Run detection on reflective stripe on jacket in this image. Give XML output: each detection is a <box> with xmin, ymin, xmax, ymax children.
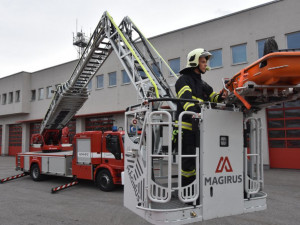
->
<box><xmin>181</xmin><ymin>169</ymin><xmax>196</xmax><ymax>178</ymax></box>
<box><xmin>175</xmin><ymin>69</ymin><xmax>221</xmax><ymax>129</ymax></box>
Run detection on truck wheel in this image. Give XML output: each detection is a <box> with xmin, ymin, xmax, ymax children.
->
<box><xmin>30</xmin><ymin>164</ymin><xmax>43</xmax><ymax>181</ymax></box>
<box><xmin>96</xmin><ymin>170</ymin><xmax>115</xmax><ymax>192</ymax></box>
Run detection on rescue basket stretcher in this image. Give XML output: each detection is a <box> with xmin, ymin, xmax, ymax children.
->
<box><xmin>222</xmin><ymin>51</ymin><xmax>300</xmax><ymax>110</ymax></box>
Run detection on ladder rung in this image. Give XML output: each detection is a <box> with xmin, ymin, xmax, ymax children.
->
<box><xmin>79</xmin><ymin>74</ymin><xmax>90</xmax><ymax>78</ymax></box>
<box><xmin>97</xmin><ymin>47</ymin><xmax>108</xmax><ymax>52</ymax></box>
<box><xmin>88</xmin><ymin>62</ymin><xmax>100</xmax><ymax>65</ymax></box>
<box><xmin>93</xmin><ymin>52</ymin><xmax>106</xmax><ymax>56</ymax></box>
<box><xmin>100</xmin><ymin>41</ymin><xmax>111</xmax><ymax>45</ymax></box>
<box><xmin>78</xmin><ymin>74</ymin><xmax>90</xmax><ymax>78</ymax></box>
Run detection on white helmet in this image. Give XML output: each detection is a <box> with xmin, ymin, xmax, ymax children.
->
<box><xmin>186</xmin><ymin>48</ymin><xmax>212</xmax><ymax>67</ymax></box>
<box><xmin>180</xmin><ymin>48</ymin><xmax>212</xmax><ymax>73</ymax></box>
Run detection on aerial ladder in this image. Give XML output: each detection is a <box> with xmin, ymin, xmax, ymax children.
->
<box><xmin>32</xmin><ymin>11</ymin><xmax>177</xmax><ymax>151</ymax></box>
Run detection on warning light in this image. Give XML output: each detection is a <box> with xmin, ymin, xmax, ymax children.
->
<box><xmin>131</xmin><ymin>119</ymin><xmax>138</xmax><ymax>125</ymax></box>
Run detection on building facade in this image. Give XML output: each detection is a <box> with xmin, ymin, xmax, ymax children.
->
<box><xmin>1</xmin><ymin>0</ymin><xmax>300</xmax><ymax>168</ymax></box>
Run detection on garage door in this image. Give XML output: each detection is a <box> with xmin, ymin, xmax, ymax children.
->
<box><xmin>267</xmin><ymin>100</ymin><xmax>300</xmax><ymax>169</ymax></box>
<box><xmin>86</xmin><ymin>116</ymin><xmax>114</xmax><ymax>131</ymax></box>
<box><xmin>0</xmin><ymin>125</ymin><xmax>2</xmax><ymax>155</ymax></box>
<box><xmin>9</xmin><ymin>124</ymin><xmax>22</xmax><ymax>156</ymax></box>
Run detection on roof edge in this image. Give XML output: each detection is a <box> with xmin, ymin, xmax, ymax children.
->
<box><xmin>148</xmin><ymin>0</ymin><xmax>282</xmax><ymax>40</ymax></box>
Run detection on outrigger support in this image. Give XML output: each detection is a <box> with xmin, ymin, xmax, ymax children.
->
<box><xmin>51</xmin><ymin>180</ymin><xmax>79</xmax><ymax>194</ymax></box>
<box><xmin>0</xmin><ymin>173</ymin><xmax>28</xmax><ymax>183</ymax></box>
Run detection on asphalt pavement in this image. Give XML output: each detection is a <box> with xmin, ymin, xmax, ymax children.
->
<box><xmin>0</xmin><ymin>156</ymin><xmax>299</xmax><ymax>225</ymax></box>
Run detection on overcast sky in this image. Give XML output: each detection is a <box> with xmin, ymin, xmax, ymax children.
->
<box><xmin>0</xmin><ymin>0</ymin><xmax>273</xmax><ymax>78</ymax></box>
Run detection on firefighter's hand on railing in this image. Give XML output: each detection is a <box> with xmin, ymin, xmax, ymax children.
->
<box><xmin>192</xmin><ymin>113</ymin><xmax>201</xmax><ymax>119</ymax></box>
<box><xmin>220</xmin><ymin>89</ymin><xmax>228</xmax><ymax>99</ymax></box>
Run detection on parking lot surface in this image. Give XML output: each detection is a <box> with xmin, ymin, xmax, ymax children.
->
<box><xmin>0</xmin><ymin>156</ymin><xmax>299</xmax><ymax>225</ymax></box>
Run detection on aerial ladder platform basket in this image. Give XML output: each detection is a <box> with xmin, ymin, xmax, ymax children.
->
<box><xmin>123</xmin><ymin>41</ymin><xmax>300</xmax><ymax>224</ymax></box>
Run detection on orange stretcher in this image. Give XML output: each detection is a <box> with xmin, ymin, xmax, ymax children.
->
<box><xmin>223</xmin><ymin>51</ymin><xmax>300</xmax><ymax>109</ymax></box>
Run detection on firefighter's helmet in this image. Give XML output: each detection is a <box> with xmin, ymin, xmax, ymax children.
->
<box><xmin>186</xmin><ymin>48</ymin><xmax>212</xmax><ymax>68</ymax></box>
<box><xmin>180</xmin><ymin>48</ymin><xmax>212</xmax><ymax>74</ymax></box>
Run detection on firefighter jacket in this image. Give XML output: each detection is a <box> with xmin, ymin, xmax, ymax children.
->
<box><xmin>175</xmin><ymin>69</ymin><xmax>222</xmax><ymax>130</ymax></box>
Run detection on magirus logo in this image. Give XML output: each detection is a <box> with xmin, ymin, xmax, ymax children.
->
<box><xmin>215</xmin><ymin>156</ymin><xmax>233</xmax><ymax>173</ymax></box>
<box><xmin>204</xmin><ymin>156</ymin><xmax>242</xmax><ymax>186</ymax></box>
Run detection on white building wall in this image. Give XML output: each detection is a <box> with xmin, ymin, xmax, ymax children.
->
<box><xmin>28</xmin><ymin>60</ymin><xmax>78</xmax><ymax>120</ymax></box>
<box><xmin>0</xmin><ymin>72</ymin><xmax>31</xmax><ymax>116</ymax></box>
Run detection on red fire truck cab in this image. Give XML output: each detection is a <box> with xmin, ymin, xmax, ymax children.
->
<box><xmin>16</xmin><ymin>130</ymin><xmax>124</xmax><ymax>191</ymax></box>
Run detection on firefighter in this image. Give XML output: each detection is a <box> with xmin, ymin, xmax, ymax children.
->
<box><xmin>175</xmin><ymin>48</ymin><xmax>225</xmax><ymax>186</ymax></box>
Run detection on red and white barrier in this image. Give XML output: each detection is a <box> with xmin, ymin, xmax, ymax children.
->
<box><xmin>51</xmin><ymin>181</ymin><xmax>79</xmax><ymax>193</ymax></box>
<box><xmin>0</xmin><ymin>173</ymin><xmax>27</xmax><ymax>183</ymax></box>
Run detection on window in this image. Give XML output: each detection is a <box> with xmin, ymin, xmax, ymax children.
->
<box><xmin>152</xmin><ymin>63</ymin><xmax>161</xmax><ymax>77</ymax></box>
<box><xmin>257</xmin><ymin>39</ymin><xmax>267</xmax><ymax>58</ymax></box>
<box><xmin>8</xmin><ymin>92</ymin><xmax>13</xmax><ymax>104</ymax></box>
<box><xmin>106</xmin><ymin>134</ymin><xmax>122</xmax><ymax>160</ymax></box>
<box><xmin>87</xmin><ymin>80</ymin><xmax>92</xmax><ymax>91</ymax></box>
<box><xmin>287</xmin><ymin>32</ymin><xmax>300</xmax><ymax>49</ymax></box>
<box><xmin>209</xmin><ymin>49</ymin><xmax>223</xmax><ymax>68</ymax></box>
<box><xmin>168</xmin><ymin>58</ymin><xmax>180</xmax><ymax>75</ymax></box>
<box><xmin>38</xmin><ymin>88</ymin><xmax>44</xmax><ymax>100</ymax></box>
<box><xmin>2</xmin><ymin>94</ymin><xmax>7</xmax><ymax>105</ymax></box>
<box><xmin>231</xmin><ymin>44</ymin><xmax>247</xmax><ymax>64</ymax></box>
<box><xmin>109</xmin><ymin>72</ymin><xmax>117</xmax><ymax>87</ymax></box>
<box><xmin>97</xmin><ymin>75</ymin><xmax>104</xmax><ymax>89</ymax></box>
<box><xmin>122</xmin><ymin>70</ymin><xmax>130</xmax><ymax>84</ymax></box>
<box><xmin>46</xmin><ymin>86</ymin><xmax>53</xmax><ymax>99</ymax></box>
<box><xmin>15</xmin><ymin>90</ymin><xmax>20</xmax><ymax>102</ymax></box>
<box><xmin>31</xmin><ymin>90</ymin><xmax>36</xmax><ymax>101</ymax></box>
<box><xmin>139</xmin><ymin>70</ymin><xmax>147</xmax><ymax>78</ymax></box>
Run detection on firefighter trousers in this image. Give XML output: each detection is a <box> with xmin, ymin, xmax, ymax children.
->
<box><xmin>181</xmin><ymin>130</ymin><xmax>197</xmax><ymax>186</ymax></box>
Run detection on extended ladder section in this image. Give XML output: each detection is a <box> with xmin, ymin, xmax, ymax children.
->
<box><xmin>105</xmin><ymin>14</ymin><xmax>177</xmax><ymax>110</ymax></box>
<box><xmin>40</xmin><ymin>12</ymin><xmax>113</xmax><ymax>134</ymax></box>
<box><xmin>40</xmin><ymin>11</ymin><xmax>177</xmax><ymax>136</ymax></box>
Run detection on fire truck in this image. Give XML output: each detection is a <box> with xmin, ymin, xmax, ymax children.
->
<box><xmin>11</xmin><ymin>11</ymin><xmax>300</xmax><ymax>224</ymax></box>
<box><xmin>17</xmin><ymin>130</ymin><xmax>124</xmax><ymax>191</ymax></box>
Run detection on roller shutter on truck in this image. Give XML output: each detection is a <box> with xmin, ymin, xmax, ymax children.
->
<box><xmin>8</xmin><ymin>124</ymin><xmax>22</xmax><ymax>156</ymax></box>
<box><xmin>29</xmin><ymin>122</ymin><xmax>41</xmax><ymax>152</ymax></box>
<box><xmin>66</xmin><ymin>119</ymin><xmax>76</xmax><ymax>143</ymax></box>
<box><xmin>267</xmin><ymin>100</ymin><xmax>300</xmax><ymax>169</ymax></box>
